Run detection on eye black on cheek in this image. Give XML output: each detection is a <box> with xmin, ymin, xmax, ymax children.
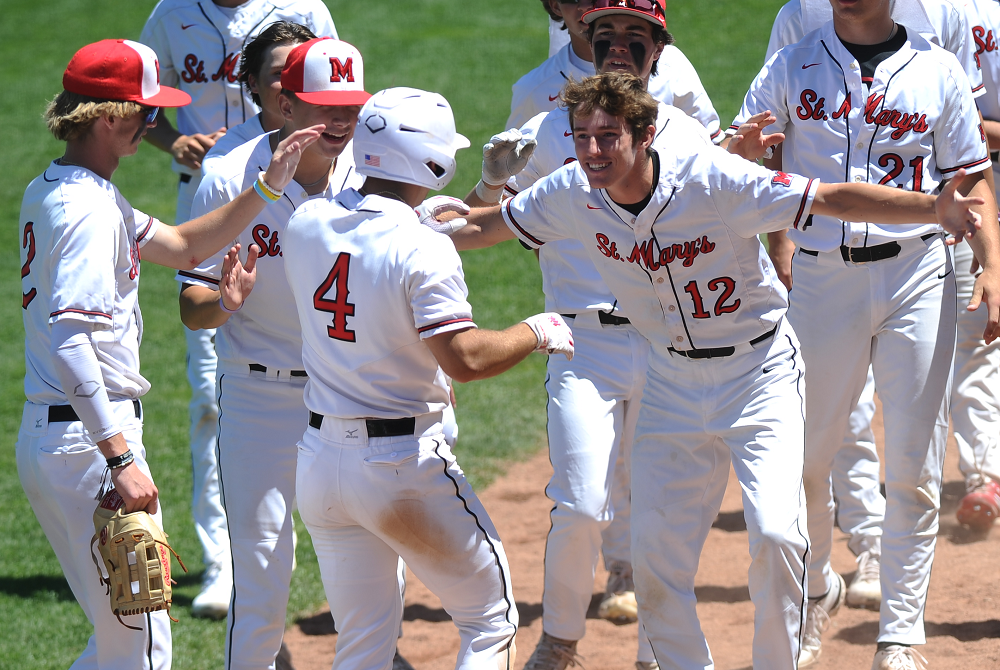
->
<box><xmin>628</xmin><ymin>42</ymin><xmax>647</xmax><ymax>70</ymax></box>
<box><xmin>594</xmin><ymin>40</ymin><xmax>610</xmax><ymax>70</ymax></box>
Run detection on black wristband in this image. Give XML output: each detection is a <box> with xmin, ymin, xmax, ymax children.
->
<box><xmin>106</xmin><ymin>450</ymin><xmax>134</xmax><ymax>470</ymax></box>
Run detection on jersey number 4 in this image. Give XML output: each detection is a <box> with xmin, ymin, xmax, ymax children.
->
<box><xmin>313</xmin><ymin>252</ymin><xmax>356</xmax><ymax>342</ymax></box>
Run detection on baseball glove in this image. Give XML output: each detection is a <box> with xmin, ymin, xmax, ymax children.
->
<box><xmin>91</xmin><ymin>489</ymin><xmax>187</xmax><ymax>629</ymax></box>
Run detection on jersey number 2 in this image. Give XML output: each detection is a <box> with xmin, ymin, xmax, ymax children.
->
<box><xmin>314</xmin><ymin>252</ymin><xmax>356</xmax><ymax>342</ymax></box>
<box><xmin>21</xmin><ymin>222</ymin><xmax>36</xmax><ymax>309</ymax></box>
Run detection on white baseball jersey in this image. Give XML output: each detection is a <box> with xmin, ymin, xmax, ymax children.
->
<box><xmin>502</xmin><ymin>122</ymin><xmax>820</xmax><ymax>352</ymax></box>
<box><xmin>764</xmin><ymin>0</ymin><xmax>985</xmax><ymax>97</ymax></box>
<box><xmin>202</xmin><ymin>112</ymin><xmax>265</xmax><ymax>174</ymax></box>
<box><xmin>284</xmin><ymin>189</ymin><xmax>475</xmax><ymax>419</ymax></box>
<box><xmin>507</xmin><ymin>44</ymin><xmax>722</xmax><ymax>143</ymax></box>
<box><xmin>968</xmin><ymin>0</ymin><xmax>1000</xmax><ymax>137</ymax></box>
<box><xmin>140</xmin><ymin>0</ymin><xmax>336</xmax><ymax>171</ymax></box>
<box><xmin>506</xmin><ymin>103</ymin><xmax>710</xmax><ymax>315</ymax></box>
<box><xmin>178</xmin><ymin>132</ymin><xmax>363</xmax><ymax>369</ymax></box>
<box><xmin>19</xmin><ymin>162</ymin><xmax>160</xmax><ymax>406</ymax></box>
<box><xmin>736</xmin><ymin>23</ymin><xmax>989</xmax><ymax>253</ymax></box>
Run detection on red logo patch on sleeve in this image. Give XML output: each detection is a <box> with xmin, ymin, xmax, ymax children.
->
<box><xmin>771</xmin><ymin>172</ymin><xmax>793</xmax><ymax>187</ymax></box>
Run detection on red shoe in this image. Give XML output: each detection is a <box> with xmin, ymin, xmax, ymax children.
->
<box><xmin>957</xmin><ymin>479</ymin><xmax>1000</xmax><ymax>531</ymax></box>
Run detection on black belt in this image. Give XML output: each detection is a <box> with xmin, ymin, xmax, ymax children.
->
<box><xmin>308</xmin><ymin>412</ymin><xmax>416</xmax><ymax>438</ymax></box>
<box><xmin>668</xmin><ymin>326</ymin><xmax>778</xmax><ymax>359</ymax></box>
<box><xmin>48</xmin><ymin>399</ymin><xmax>142</xmax><ymax>423</ymax></box>
<box><xmin>248</xmin><ymin>363</ymin><xmax>308</xmax><ymax>377</ymax></box>
<box><xmin>560</xmin><ymin>311</ymin><xmax>631</xmax><ymax>326</ymax></box>
<box><xmin>800</xmin><ymin>233</ymin><xmax>936</xmax><ymax>263</ymax></box>
<box><xmin>179</xmin><ymin>173</ymin><xmax>192</xmax><ymax>184</ymax></box>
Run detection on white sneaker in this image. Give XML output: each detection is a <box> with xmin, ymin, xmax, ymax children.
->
<box><xmin>846</xmin><ymin>548</ymin><xmax>881</xmax><ymax>610</ymax></box>
<box><xmin>191</xmin><ymin>562</ymin><xmax>232</xmax><ymax>619</ymax></box>
<box><xmin>597</xmin><ymin>560</ymin><xmax>638</xmax><ymax>624</ymax></box>
<box><xmin>523</xmin><ymin>632</ymin><xmax>582</xmax><ymax>670</ymax></box>
<box><xmin>871</xmin><ymin>645</ymin><xmax>929</xmax><ymax>670</ymax></box>
<box><xmin>798</xmin><ymin>572</ymin><xmax>846</xmax><ymax>669</ymax></box>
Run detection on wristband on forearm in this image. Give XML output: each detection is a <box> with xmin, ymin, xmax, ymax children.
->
<box><xmin>475</xmin><ymin>180</ymin><xmax>504</xmax><ymax>204</ymax></box>
<box><xmin>106</xmin><ymin>450</ymin><xmax>134</xmax><ymax>469</ymax></box>
<box><xmin>219</xmin><ymin>296</ymin><xmax>242</xmax><ymax>313</ymax></box>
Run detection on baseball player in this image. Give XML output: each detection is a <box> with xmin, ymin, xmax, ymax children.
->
<box><xmin>178</xmin><ymin>37</ymin><xmax>371</xmax><ymax>670</ymax></box>
<box><xmin>282</xmin><ymin>84</ymin><xmax>575</xmax><ymax>670</ymax></box>
<box><xmin>758</xmin><ymin>0</ymin><xmax>993</xmax><ymax>614</ymax></box>
<box><xmin>508</xmin><ymin>0</ymin><xmax>722</xmax><ymax>142</ymax></box>
<box><xmin>951</xmin><ymin>0</ymin><xmax>1000</xmax><ymax>532</ymax></box>
<box><xmin>466</xmin><ymin>3</ymin><xmax>721</xmax><ymax>668</ymax></box>
<box><xmin>202</xmin><ymin>21</ymin><xmax>318</xmax><ymax>175</ymax></box>
<box><xmin>734</xmin><ymin>0</ymin><xmax>1000</xmax><ymax>665</ymax></box>
<box><xmin>16</xmin><ymin>38</ymin><xmax>318</xmax><ymax>670</ymax></box>
<box><xmin>140</xmin><ymin>0</ymin><xmax>337</xmax><ymax>618</ymax></box>
<box><xmin>436</xmin><ymin>70</ymin><xmax>985</xmax><ymax>670</ymax></box>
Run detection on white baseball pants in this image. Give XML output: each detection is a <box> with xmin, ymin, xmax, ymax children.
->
<box><xmin>297</xmin><ymin>413</ymin><xmax>518</xmax><ymax>670</ymax></box>
<box><xmin>790</xmin><ymin>235</ymin><xmax>955</xmax><ymax>645</ymax></box>
<box><xmin>185</xmin><ymin>325</ymin><xmax>228</xmax><ymax>571</ymax></box>
<box><xmin>951</xmin><ymin>242</ymin><xmax>1000</xmax><ymax>486</ymax></box>
<box><xmin>16</xmin><ymin>400</ymin><xmax>171</xmax><ymax>670</ymax></box>
<box><xmin>178</xmin><ymin>173</ymin><xmax>230</xmax><ymax>574</ymax></box>
<box><xmin>631</xmin><ymin>319</ymin><xmax>809</xmax><ymax>670</ymax></box>
<box><xmin>216</xmin><ymin>365</ymin><xmax>307</xmax><ymax>670</ymax></box>
<box><xmin>832</xmin><ymin>370</ymin><xmax>886</xmax><ymax>557</ymax></box>
<box><xmin>542</xmin><ymin>316</ymin><xmax>653</xmax><ymax>659</ymax></box>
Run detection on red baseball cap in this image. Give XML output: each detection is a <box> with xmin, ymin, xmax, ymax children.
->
<box><xmin>280</xmin><ymin>37</ymin><xmax>371</xmax><ymax>106</ymax></box>
<box><xmin>63</xmin><ymin>39</ymin><xmax>190</xmax><ymax>107</ymax></box>
<box><xmin>583</xmin><ymin>0</ymin><xmax>667</xmax><ymax>29</ymax></box>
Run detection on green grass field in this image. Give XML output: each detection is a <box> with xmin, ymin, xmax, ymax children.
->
<box><xmin>0</xmin><ymin>1</ymin><xmax>784</xmax><ymax>667</ymax></box>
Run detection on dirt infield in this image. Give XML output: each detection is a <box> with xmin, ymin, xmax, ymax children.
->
<box><xmin>284</xmin><ymin>408</ymin><xmax>1000</xmax><ymax>670</ymax></box>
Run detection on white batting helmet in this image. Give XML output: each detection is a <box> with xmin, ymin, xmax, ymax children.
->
<box><xmin>353</xmin><ymin>87</ymin><xmax>470</xmax><ymax>191</ymax></box>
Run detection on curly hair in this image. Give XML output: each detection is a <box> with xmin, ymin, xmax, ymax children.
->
<box><xmin>239</xmin><ymin>22</ymin><xmax>317</xmax><ymax>106</ymax></box>
<box><xmin>44</xmin><ymin>91</ymin><xmax>143</xmax><ymax>141</ymax></box>
<box><xmin>560</xmin><ymin>72</ymin><xmax>658</xmax><ymax>145</ymax></box>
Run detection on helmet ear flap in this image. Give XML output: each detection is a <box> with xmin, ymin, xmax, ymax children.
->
<box><xmin>353</xmin><ymin>87</ymin><xmax>469</xmax><ymax>191</ymax></box>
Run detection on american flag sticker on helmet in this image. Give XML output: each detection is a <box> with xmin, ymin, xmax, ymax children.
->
<box><xmin>364</xmin><ymin>154</ymin><xmax>380</xmax><ymax>167</ymax></box>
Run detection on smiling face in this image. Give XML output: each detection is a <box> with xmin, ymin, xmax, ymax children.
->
<box><xmin>571</xmin><ymin>105</ymin><xmax>653</xmax><ymax>195</ymax></box>
<box><xmin>279</xmin><ymin>93</ymin><xmax>361</xmax><ymax>160</ymax></box>
<box><xmin>590</xmin><ymin>15</ymin><xmax>664</xmax><ymax>82</ymax></box>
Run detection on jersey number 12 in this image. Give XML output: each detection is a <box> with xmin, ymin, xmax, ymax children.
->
<box><xmin>313</xmin><ymin>252</ymin><xmax>356</xmax><ymax>342</ymax></box>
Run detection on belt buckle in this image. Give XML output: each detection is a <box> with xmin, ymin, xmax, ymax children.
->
<box><xmin>846</xmin><ymin>247</ymin><xmax>867</xmax><ymax>264</ymax></box>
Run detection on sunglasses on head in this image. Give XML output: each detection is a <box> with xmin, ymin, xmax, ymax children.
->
<box><xmin>141</xmin><ymin>106</ymin><xmax>160</xmax><ymax>125</ymax></box>
<box><xmin>592</xmin><ymin>0</ymin><xmax>662</xmax><ymax>13</ymax></box>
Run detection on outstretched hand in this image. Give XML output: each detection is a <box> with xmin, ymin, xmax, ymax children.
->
<box><xmin>415</xmin><ymin>196</ymin><xmax>471</xmax><ymax>235</ymax></box>
<box><xmin>263</xmin><ymin>125</ymin><xmax>324</xmax><ymax>191</ymax></box>
<box><xmin>727</xmin><ymin>110</ymin><xmax>785</xmax><ymax>162</ymax></box>
<box><xmin>483</xmin><ymin>128</ymin><xmax>537</xmax><ymax>186</ymax></box>
<box><xmin>935</xmin><ymin>168</ymin><xmax>984</xmax><ymax>244</ymax></box>
<box><xmin>219</xmin><ymin>243</ymin><xmax>259</xmax><ymax>311</ymax></box>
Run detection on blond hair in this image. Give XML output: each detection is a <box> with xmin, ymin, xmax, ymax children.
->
<box><xmin>44</xmin><ymin>90</ymin><xmax>142</xmax><ymax>141</ymax></box>
<box><xmin>560</xmin><ymin>72</ymin><xmax>658</xmax><ymax>146</ymax></box>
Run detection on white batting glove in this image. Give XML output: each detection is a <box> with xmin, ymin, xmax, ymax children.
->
<box><xmin>482</xmin><ymin>129</ymin><xmax>537</xmax><ymax>187</ymax></box>
<box><xmin>522</xmin><ymin>313</ymin><xmax>574</xmax><ymax>360</ymax></box>
<box><xmin>414</xmin><ymin>196</ymin><xmax>471</xmax><ymax>236</ymax></box>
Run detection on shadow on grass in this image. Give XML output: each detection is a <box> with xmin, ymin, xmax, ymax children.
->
<box><xmin>835</xmin><ymin>619</ymin><xmax>1000</xmax><ymax>644</ymax></box>
<box><xmin>0</xmin><ymin>574</ymin><xmax>76</xmax><ymax>601</ymax></box>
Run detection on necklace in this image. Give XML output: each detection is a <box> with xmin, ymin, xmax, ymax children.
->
<box><xmin>297</xmin><ymin>158</ymin><xmax>336</xmax><ymax>189</ymax></box>
<box><xmin>885</xmin><ymin>21</ymin><xmax>897</xmax><ymax>42</ymax></box>
<box><xmin>58</xmin><ymin>157</ymin><xmax>85</xmax><ymax>168</ymax></box>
